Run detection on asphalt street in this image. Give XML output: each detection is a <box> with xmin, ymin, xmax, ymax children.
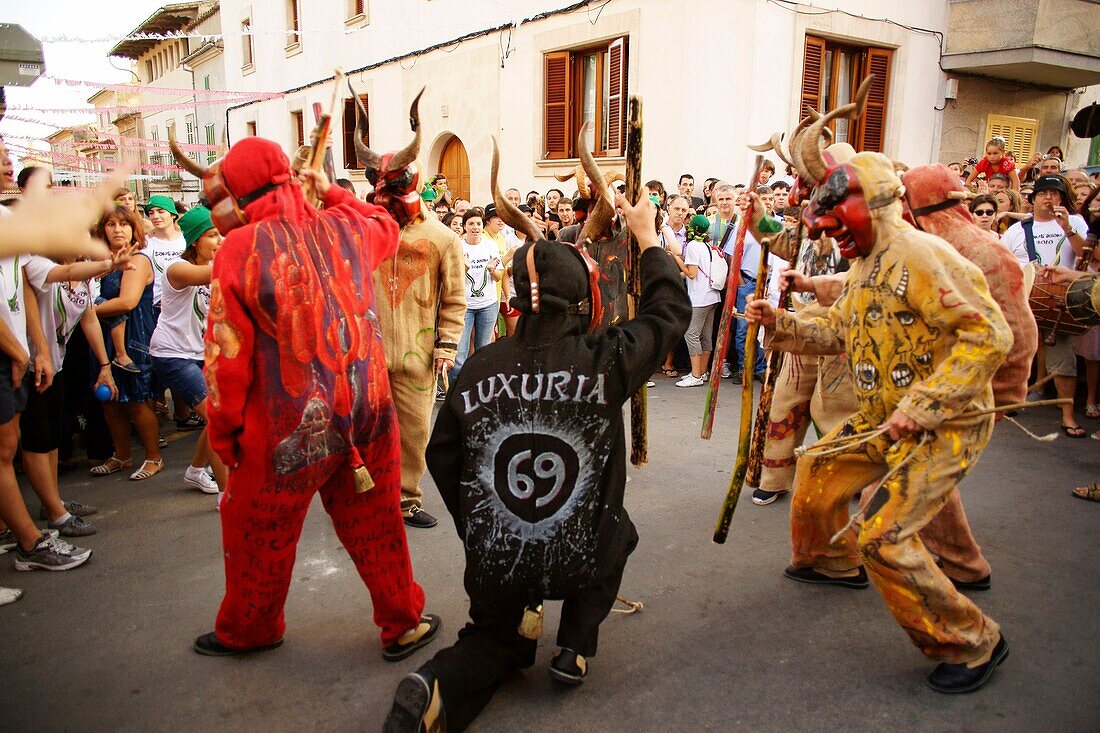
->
<box><xmin>1</xmin><ymin>377</ymin><xmax>1097</xmax><ymax>732</ymax></box>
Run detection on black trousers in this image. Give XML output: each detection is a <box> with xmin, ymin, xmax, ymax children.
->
<box><xmin>422</xmin><ymin>538</ymin><xmax>635</xmax><ymax>732</ymax></box>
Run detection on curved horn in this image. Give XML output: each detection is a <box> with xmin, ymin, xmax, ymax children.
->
<box><xmin>796</xmin><ymin>76</ymin><xmax>876</xmax><ymax>185</ymax></box>
<box><xmin>491</xmin><ymin>137</ymin><xmax>541</xmax><ymax>243</ymax></box>
<box><xmin>946</xmin><ymin>190</ymin><xmax>972</xmax><ymax>201</ymax></box>
<box><xmin>168</xmin><ymin>127</ymin><xmax>208</xmax><ymax>179</ymax></box>
<box><xmin>387</xmin><ymin>86</ymin><xmax>425</xmax><ymax>171</ymax></box>
<box><xmin>747</xmin><ymin>132</ymin><xmax>783</xmax><ymax>153</ymax></box>
<box><xmin>577</xmin><ymin>122</ymin><xmax>616</xmax><ymax>242</ymax></box>
<box><xmin>347</xmin><ymin>78</ymin><xmax>382</xmax><ymax>172</ymax></box>
<box><xmin>787</xmin><ymin>110</ymin><xmax>818</xmax><ymax>184</ymax></box>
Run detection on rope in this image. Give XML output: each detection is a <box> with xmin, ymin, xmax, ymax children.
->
<box><xmin>612</xmin><ymin>594</ymin><xmax>643</xmax><ymax>614</ymax></box>
<box><xmin>829</xmin><ymin>433</ymin><xmax>933</xmax><ymax>546</ymax></box>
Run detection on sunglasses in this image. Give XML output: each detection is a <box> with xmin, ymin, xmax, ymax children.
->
<box><xmin>972</xmin><ymin>208</ymin><xmax>995</xmax><ymax>215</ymax></box>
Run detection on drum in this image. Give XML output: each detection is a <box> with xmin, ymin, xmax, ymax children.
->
<box><xmin>1025</xmin><ymin>262</ymin><xmax>1093</xmax><ymax>344</ymax></box>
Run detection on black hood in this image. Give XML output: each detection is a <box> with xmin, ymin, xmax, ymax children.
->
<box><xmin>511</xmin><ymin>239</ymin><xmax>592</xmax><ymax>344</ymax></box>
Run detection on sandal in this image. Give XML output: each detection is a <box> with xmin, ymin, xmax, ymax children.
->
<box><xmin>89</xmin><ymin>455</ymin><xmax>132</xmax><ymax>476</ymax></box>
<box><xmin>1071</xmin><ymin>483</ymin><xmax>1100</xmax><ymax>501</ymax></box>
<box><xmin>1086</xmin><ymin>404</ymin><xmax>1100</xmax><ymax>419</ymax></box>
<box><xmin>1060</xmin><ymin>424</ymin><xmax>1087</xmax><ymax>439</ymax></box>
<box><xmin>111</xmin><ymin>358</ymin><xmax>142</xmax><ymax>375</ymax></box>
<box><xmin>660</xmin><ymin>367</ymin><xmax>679</xmax><ymax>378</ymax></box>
<box><xmin>129</xmin><ymin>459</ymin><xmax>164</xmax><ymax>481</ymax></box>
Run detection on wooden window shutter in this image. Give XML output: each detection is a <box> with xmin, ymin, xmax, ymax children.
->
<box><xmin>605</xmin><ymin>37</ymin><xmax>627</xmax><ymax>155</ymax></box>
<box><xmin>544</xmin><ymin>51</ymin><xmax>571</xmax><ymax>159</ymax></box>
<box><xmin>800</xmin><ymin>35</ymin><xmax>826</xmax><ymax>118</ymax></box>
<box><xmin>858</xmin><ymin>48</ymin><xmax>892</xmax><ymax>153</ymax></box>
<box><xmin>343</xmin><ymin>95</ymin><xmax>368</xmax><ymax>170</ymax></box>
<box><xmin>985</xmin><ymin>114</ymin><xmax>1038</xmax><ymax>163</ymax></box>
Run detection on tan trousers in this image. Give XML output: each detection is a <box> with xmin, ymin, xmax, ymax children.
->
<box><xmin>790</xmin><ymin>413</ymin><xmax>1000</xmax><ymax>664</ymax></box>
<box><xmin>759</xmin><ymin>353</ymin><xmax>856</xmax><ymax>492</ymax></box>
<box><xmin>389</xmin><ymin>360</ymin><xmax>435</xmax><ymax>511</ymax></box>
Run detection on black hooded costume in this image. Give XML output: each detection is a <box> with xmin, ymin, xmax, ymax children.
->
<box><xmin>418</xmin><ymin>240</ymin><xmax>689</xmax><ymax>731</ymax></box>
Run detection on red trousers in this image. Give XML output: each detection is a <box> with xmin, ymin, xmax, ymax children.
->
<box><xmin>214</xmin><ymin>446</ymin><xmax>424</xmax><ymax>650</ymax></box>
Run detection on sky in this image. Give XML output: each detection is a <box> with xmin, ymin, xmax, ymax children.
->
<box><xmin>0</xmin><ymin>0</ymin><xmax>167</xmax><ymax>162</ymax></box>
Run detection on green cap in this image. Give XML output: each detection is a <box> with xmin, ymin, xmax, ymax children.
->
<box><xmin>420</xmin><ymin>184</ymin><xmax>437</xmax><ymax>202</ymax></box>
<box><xmin>145</xmin><ymin>195</ymin><xmax>179</xmax><ymax>217</ymax></box>
<box><xmin>178</xmin><ymin>206</ymin><xmax>215</xmax><ymax>247</ymax></box>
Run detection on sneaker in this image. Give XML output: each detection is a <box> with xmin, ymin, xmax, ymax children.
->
<box><xmin>403</xmin><ymin>506</ymin><xmax>438</xmax><ymax>529</ymax></box>
<box><xmin>176</xmin><ymin>414</ymin><xmax>206</xmax><ymax>431</ymax></box>
<box><xmin>731</xmin><ymin>370</ymin><xmax>743</xmax><ymax>384</ymax></box>
<box><xmin>0</xmin><ymin>587</ymin><xmax>23</xmax><ymax>606</ymax></box>
<box><xmin>39</xmin><ymin>500</ymin><xmax>97</xmax><ymax>520</ymax></box>
<box><xmin>0</xmin><ymin>529</ymin><xmax>16</xmax><ymax>553</ymax></box>
<box><xmin>47</xmin><ymin>514</ymin><xmax>97</xmax><ymax>537</ymax></box>
<box><xmin>721</xmin><ymin>361</ymin><xmax>732</xmax><ymax>379</ymax></box>
<box><xmin>383</xmin><ymin>614</ymin><xmax>443</xmax><ymax>662</ymax></box>
<box><xmin>751</xmin><ymin>488</ymin><xmax>789</xmax><ymax>506</ymax></box>
<box><xmin>645</xmin><ymin>380</ymin><xmax>656</xmax><ymax>388</ymax></box>
<box><xmin>549</xmin><ymin>648</ymin><xmax>588</xmax><ymax>685</ymax></box>
<box><xmin>384</xmin><ymin>671</ymin><xmax>445</xmax><ymax>733</ymax></box>
<box><xmin>184</xmin><ymin>465</ymin><xmax>220</xmax><ymax>494</ymax></box>
<box><xmin>158</xmin><ymin>436</ymin><xmax>168</xmax><ymax>448</ymax></box>
<box><xmin>13</xmin><ymin>534</ymin><xmax>91</xmax><ymax>572</ymax></box>
<box><xmin>435</xmin><ymin>386</ymin><xmax>446</xmax><ymax>402</ymax></box>
<box><xmin>675</xmin><ymin>374</ymin><xmax>706</xmax><ymax>388</ymax></box>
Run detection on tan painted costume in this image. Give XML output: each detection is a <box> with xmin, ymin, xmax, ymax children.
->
<box><xmin>771</xmin><ymin>153</ymin><xmax>1012</xmax><ymax>664</ymax></box>
<box><xmin>375</xmin><ymin>212</ymin><xmax>466</xmax><ymax>511</ymax></box>
<box><xmin>754</xmin><ymin>226</ymin><xmax>857</xmax><ymax>494</ymax></box>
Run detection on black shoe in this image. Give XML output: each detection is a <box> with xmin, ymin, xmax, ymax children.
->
<box><xmin>193</xmin><ymin>632</ymin><xmax>283</xmax><ymax>656</ymax></box>
<box><xmin>403</xmin><ymin>506</ymin><xmax>438</xmax><ymax>529</ymax></box>
<box><xmin>383</xmin><ymin>614</ymin><xmax>442</xmax><ymax>662</ymax></box>
<box><xmin>784</xmin><ymin>564</ymin><xmax>869</xmax><ymax>589</ymax></box>
<box><xmin>111</xmin><ymin>358</ymin><xmax>142</xmax><ymax>374</ymax></box>
<box><xmin>176</xmin><ymin>414</ymin><xmax>206</xmax><ymax>431</ymax></box>
<box><xmin>434</xmin><ymin>386</ymin><xmax>446</xmax><ymax>402</ymax></box>
<box><xmin>731</xmin><ymin>371</ymin><xmax>743</xmax><ymax>384</ymax></box>
<box><xmin>384</xmin><ymin>671</ymin><xmax>445</xmax><ymax>733</ymax></box>
<box><xmin>549</xmin><ymin>648</ymin><xmax>588</xmax><ymax>686</ymax></box>
<box><xmin>950</xmin><ymin>574</ymin><xmax>992</xmax><ymax>592</ymax></box>
<box><xmin>751</xmin><ymin>488</ymin><xmax>788</xmax><ymax>506</ymax></box>
<box><xmin>753</xmin><ymin>372</ymin><xmax>765</xmax><ymax>383</ymax></box>
<box><xmin>926</xmin><ymin>635</ymin><xmax>1009</xmax><ymax>694</ymax></box>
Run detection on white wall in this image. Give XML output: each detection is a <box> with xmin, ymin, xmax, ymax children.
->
<box><xmin>220</xmin><ymin>0</ymin><xmax>951</xmax><ymax>203</ymax></box>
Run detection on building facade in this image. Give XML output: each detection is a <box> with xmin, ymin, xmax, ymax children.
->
<box><xmin>130</xmin><ymin>0</ymin><xmax>1099</xmax><ymax>204</ymax></box>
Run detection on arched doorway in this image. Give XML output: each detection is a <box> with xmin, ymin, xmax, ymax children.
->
<box><xmin>439</xmin><ymin>135</ymin><xmax>471</xmax><ymax>204</ymax></box>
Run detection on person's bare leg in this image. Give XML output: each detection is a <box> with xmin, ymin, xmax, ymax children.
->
<box><xmin>21</xmin><ymin>449</ymin><xmax>65</xmax><ymax>522</ymax></box>
<box><xmin>191</xmin><ymin>401</ymin><xmax>227</xmax><ymax>488</ymax></box>
<box><xmin>110</xmin><ymin>322</ymin><xmax>134</xmax><ymax>368</ymax></box>
<box><xmin>127</xmin><ymin>402</ymin><xmax>161</xmax><ymax>462</ymax></box>
<box><xmin>103</xmin><ymin>402</ymin><xmax>134</xmax><ymax>462</ymax></box>
<box><xmin>1055</xmin><ymin>375</ymin><xmax>1079</xmax><ymax>429</ymax></box>
<box><xmin>0</xmin><ymin>417</ymin><xmax>40</xmax><ymax>551</ymax></box>
<box><xmin>1086</xmin><ymin>360</ymin><xmax>1098</xmax><ymax>407</ymax></box>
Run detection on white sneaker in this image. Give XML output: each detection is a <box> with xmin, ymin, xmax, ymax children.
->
<box><xmin>676</xmin><ymin>374</ymin><xmax>705</xmax><ymax>388</ymax></box>
<box><xmin>0</xmin><ymin>586</ymin><xmax>22</xmax><ymax>605</ymax></box>
<box><xmin>721</xmin><ymin>361</ymin><xmax>732</xmax><ymax>379</ymax></box>
<box><xmin>184</xmin><ymin>466</ymin><xmax>220</xmax><ymax>494</ymax></box>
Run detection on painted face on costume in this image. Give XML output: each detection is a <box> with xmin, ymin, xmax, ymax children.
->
<box><xmin>803</xmin><ymin>164</ymin><xmax>874</xmax><ymax>259</ymax></box>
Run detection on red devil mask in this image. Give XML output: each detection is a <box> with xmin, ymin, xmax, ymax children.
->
<box><xmin>802</xmin><ymin>164</ymin><xmax>875</xmax><ymax>259</ymax></box>
<box><xmin>352</xmin><ymin>87</ymin><xmax>425</xmax><ymax>227</ymax></box>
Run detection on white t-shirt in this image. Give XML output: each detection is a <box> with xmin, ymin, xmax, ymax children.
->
<box><xmin>1001</xmin><ymin>215</ymin><xmax>1086</xmax><ymax>268</ymax></box>
<box><xmin>0</xmin><ymin>253</ymin><xmax>28</xmax><ymax>355</ymax></box>
<box><xmin>463</xmin><ymin>238</ymin><xmax>501</xmax><ymax>310</ymax></box>
<box><xmin>684</xmin><ymin>240</ymin><xmax>722</xmax><ymax>308</ymax></box>
<box><xmin>23</xmin><ymin>256</ymin><xmax>94</xmax><ymax>371</ymax></box>
<box><xmin>146</xmin><ymin>232</ymin><xmax>186</xmax><ymax>306</ymax></box>
<box><xmin>149</xmin><ymin>263</ymin><xmax>210</xmax><ymax>360</ymax></box>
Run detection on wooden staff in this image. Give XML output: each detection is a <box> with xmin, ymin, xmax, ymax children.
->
<box><xmin>303</xmin><ymin>68</ymin><xmax>344</xmax><ymax>207</ymax></box>
<box><xmin>624</xmin><ymin>95</ymin><xmax>648</xmax><ymax>467</ymax></box>
<box><xmin>311</xmin><ymin>102</ymin><xmax>338</xmax><ymax>184</ymax></box>
<box><xmin>701</xmin><ymin>154</ymin><xmax>765</xmax><ymax>440</ymax></box>
<box><xmin>713</xmin><ymin>237</ymin><xmax>771</xmax><ymax>544</ymax></box>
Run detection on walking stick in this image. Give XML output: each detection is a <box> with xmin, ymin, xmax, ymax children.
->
<box><xmin>624</xmin><ymin>96</ymin><xmax>648</xmax><ymax>467</ymax></box>
<box><xmin>311</xmin><ymin>102</ymin><xmax>338</xmax><ymax>184</ymax></box>
<box><xmin>714</xmin><ymin>238</ymin><xmax>771</xmax><ymax>544</ymax></box>
<box><xmin>701</xmin><ymin>154</ymin><xmax>765</xmax><ymax>440</ymax></box>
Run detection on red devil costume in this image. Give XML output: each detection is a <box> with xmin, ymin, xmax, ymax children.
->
<box><xmin>177</xmin><ymin>135</ymin><xmax>436</xmax><ymax>657</ymax></box>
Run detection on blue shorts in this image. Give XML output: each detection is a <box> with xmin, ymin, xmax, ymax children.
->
<box><xmin>152</xmin><ymin>356</ymin><xmax>207</xmax><ymax>408</ymax></box>
<box><xmin>0</xmin><ymin>353</ymin><xmax>30</xmax><ymax>425</ymax></box>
